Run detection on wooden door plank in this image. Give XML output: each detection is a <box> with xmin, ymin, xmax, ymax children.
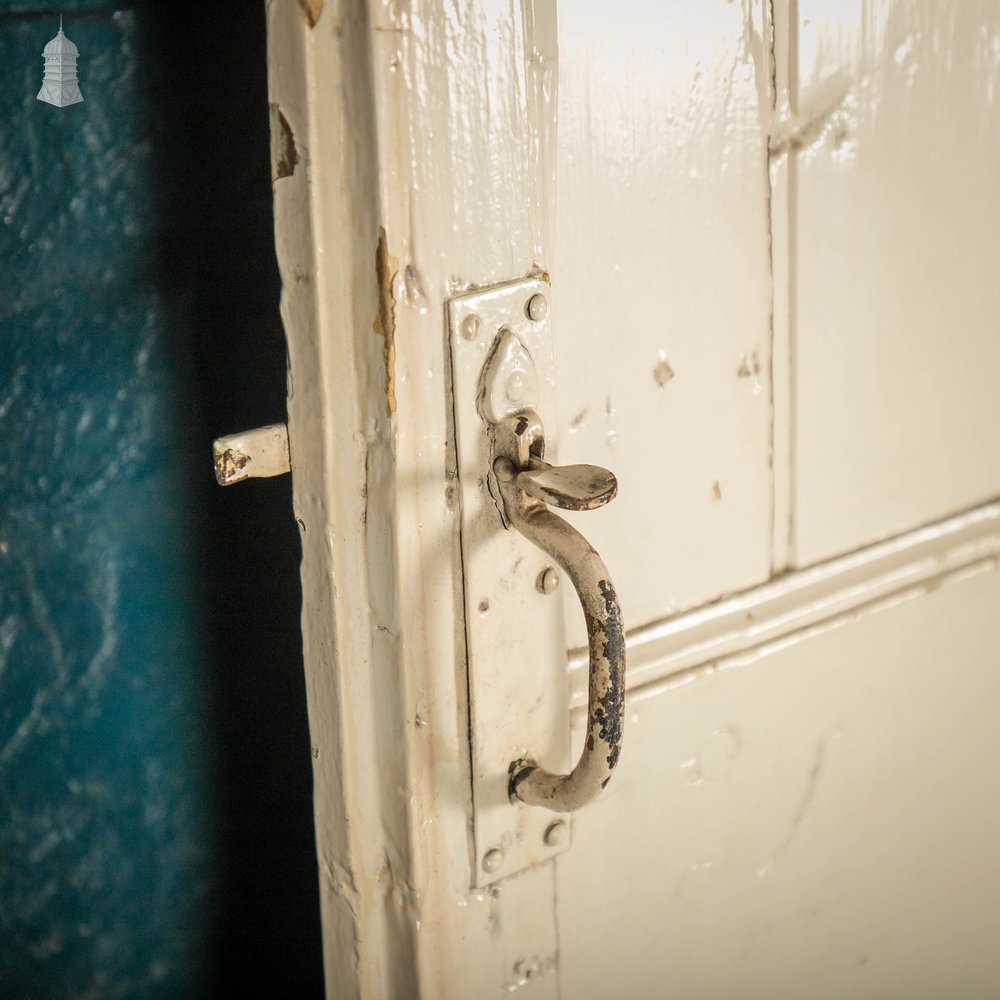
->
<box><xmin>789</xmin><ymin>0</ymin><xmax>1000</xmax><ymax>565</ymax></box>
<box><xmin>553</xmin><ymin>0</ymin><xmax>776</xmax><ymax>646</ymax></box>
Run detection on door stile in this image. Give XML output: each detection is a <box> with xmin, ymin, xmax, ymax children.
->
<box><xmin>269</xmin><ymin>1</ymin><xmax>565</xmax><ymax>997</ymax></box>
<box><xmin>368</xmin><ymin>2</ymin><xmax>564</xmax><ymax>995</ymax></box>
<box><xmin>267</xmin><ymin>3</ymin><xmax>419</xmax><ymax>997</ymax></box>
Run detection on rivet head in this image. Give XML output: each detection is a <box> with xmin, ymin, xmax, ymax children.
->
<box><xmin>482</xmin><ymin>848</ymin><xmax>504</xmax><ymax>873</ymax></box>
<box><xmin>543</xmin><ymin>820</ymin><xmax>568</xmax><ymax>848</ymax></box>
<box><xmin>461</xmin><ymin>313</ymin><xmax>481</xmax><ymax>340</ymax></box>
<box><xmin>505</xmin><ymin>370</ymin><xmax>529</xmax><ymax>403</ymax></box>
<box><xmin>536</xmin><ymin>566</ymin><xmax>559</xmax><ymax>595</ymax></box>
<box><xmin>494</xmin><ymin>457</ymin><xmax>516</xmax><ymax>483</ymax></box>
<box><xmin>526</xmin><ymin>293</ymin><xmax>548</xmax><ymax>322</ymax></box>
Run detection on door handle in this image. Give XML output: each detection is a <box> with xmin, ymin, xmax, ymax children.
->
<box><xmin>449</xmin><ymin>279</ymin><xmax>624</xmax><ymax>877</ymax></box>
<box><xmin>490</xmin><ymin>412</ymin><xmax>626</xmax><ymax>813</ymax></box>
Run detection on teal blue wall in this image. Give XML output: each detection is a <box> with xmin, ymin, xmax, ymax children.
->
<box><xmin>0</xmin><ymin>3</ymin><xmax>322</xmax><ymax>996</ymax></box>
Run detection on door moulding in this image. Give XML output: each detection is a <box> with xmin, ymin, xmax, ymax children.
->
<box><xmin>570</xmin><ymin>500</ymin><xmax>1000</xmax><ymax>708</ymax></box>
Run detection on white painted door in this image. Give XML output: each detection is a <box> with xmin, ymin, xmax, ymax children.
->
<box><xmin>266</xmin><ymin>1</ymin><xmax>1000</xmax><ymax>997</ymax></box>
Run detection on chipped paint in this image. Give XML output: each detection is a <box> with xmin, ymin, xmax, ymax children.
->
<box><xmin>269</xmin><ymin>104</ymin><xmax>300</xmax><ymax>182</ymax></box>
<box><xmin>503</xmin><ymin>955</ymin><xmax>557</xmax><ymax>992</ymax></box>
<box><xmin>373</xmin><ymin>227</ymin><xmax>398</xmax><ymax>415</ymax></box>
<box><xmin>297</xmin><ymin>0</ymin><xmax>324</xmax><ymax>28</ymax></box>
<box><xmin>768</xmin><ymin>87</ymin><xmax>851</xmax><ymax>159</ymax></box>
<box><xmin>653</xmin><ymin>358</ymin><xmax>675</xmax><ymax>388</ymax></box>
<box><xmin>214</xmin><ymin>446</ymin><xmax>251</xmax><ymax>486</ymax></box>
<box><xmin>212</xmin><ymin>423</ymin><xmax>291</xmax><ymax>485</ymax></box>
<box><xmin>516</xmin><ymin>460</ymin><xmax>617</xmax><ymax>512</ymax></box>
<box><xmin>594</xmin><ymin>579</ymin><xmax>624</xmax><ymax>771</ymax></box>
<box><xmin>494</xmin><ymin>408</ymin><xmax>626</xmax><ymax>812</ymax></box>
<box><xmin>737</xmin><ymin>351</ymin><xmax>764</xmax><ymax>395</ymax></box>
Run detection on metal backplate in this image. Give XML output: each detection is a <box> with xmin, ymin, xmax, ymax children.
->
<box><xmin>447</xmin><ymin>276</ymin><xmax>572</xmax><ymax>887</ymax></box>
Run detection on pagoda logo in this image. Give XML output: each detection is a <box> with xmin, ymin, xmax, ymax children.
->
<box><xmin>38</xmin><ymin>16</ymin><xmax>84</xmax><ymax>108</ymax></box>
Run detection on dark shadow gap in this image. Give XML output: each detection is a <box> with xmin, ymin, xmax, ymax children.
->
<box><xmin>143</xmin><ymin>4</ymin><xmax>322</xmax><ymax>996</ymax></box>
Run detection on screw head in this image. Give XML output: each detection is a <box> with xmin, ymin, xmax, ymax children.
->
<box><xmin>461</xmin><ymin>313</ymin><xmax>481</xmax><ymax>340</ymax></box>
<box><xmin>482</xmin><ymin>848</ymin><xmax>504</xmax><ymax>873</ymax></box>
<box><xmin>526</xmin><ymin>293</ymin><xmax>548</xmax><ymax>322</ymax></box>
<box><xmin>543</xmin><ymin>820</ymin><xmax>568</xmax><ymax>848</ymax></box>
<box><xmin>536</xmin><ymin>566</ymin><xmax>559</xmax><ymax>595</ymax></box>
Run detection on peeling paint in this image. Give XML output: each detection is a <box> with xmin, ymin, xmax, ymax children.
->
<box><xmin>593</xmin><ymin>579</ymin><xmax>624</xmax><ymax>771</ymax></box>
<box><xmin>503</xmin><ymin>955</ymin><xmax>556</xmax><ymax>993</ymax></box>
<box><xmin>495</xmin><ymin>414</ymin><xmax>626</xmax><ymax>810</ymax></box>
<box><xmin>213</xmin><ymin>447</ymin><xmax>251</xmax><ymax>486</ymax></box>
<box><xmin>768</xmin><ymin>87</ymin><xmax>851</xmax><ymax>159</ymax></box>
<box><xmin>324</xmin><ymin>856</ymin><xmax>361</xmax><ymax>918</ymax></box>
<box><xmin>297</xmin><ymin>0</ymin><xmax>324</xmax><ymax>28</ymax></box>
<box><xmin>653</xmin><ymin>358</ymin><xmax>675</xmax><ymax>388</ymax></box>
<box><xmin>269</xmin><ymin>104</ymin><xmax>300</xmax><ymax>181</ymax></box>
<box><xmin>517</xmin><ymin>461</ymin><xmax>617</xmax><ymax>511</ymax></box>
<box><xmin>373</xmin><ymin>227</ymin><xmax>399</xmax><ymax>415</ymax></box>
<box><xmin>737</xmin><ymin>351</ymin><xmax>763</xmax><ymax>394</ymax></box>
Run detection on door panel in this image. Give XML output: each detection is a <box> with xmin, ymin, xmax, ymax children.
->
<box><xmin>557</xmin><ymin>566</ymin><xmax>1000</xmax><ymax>1000</ymax></box>
<box><xmin>791</xmin><ymin>1</ymin><xmax>1000</xmax><ymax>565</ymax></box>
<box><xmin>554</xmin><ymin>0</ymin><xmax>774</xmax><ymax>646</ymax></box>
